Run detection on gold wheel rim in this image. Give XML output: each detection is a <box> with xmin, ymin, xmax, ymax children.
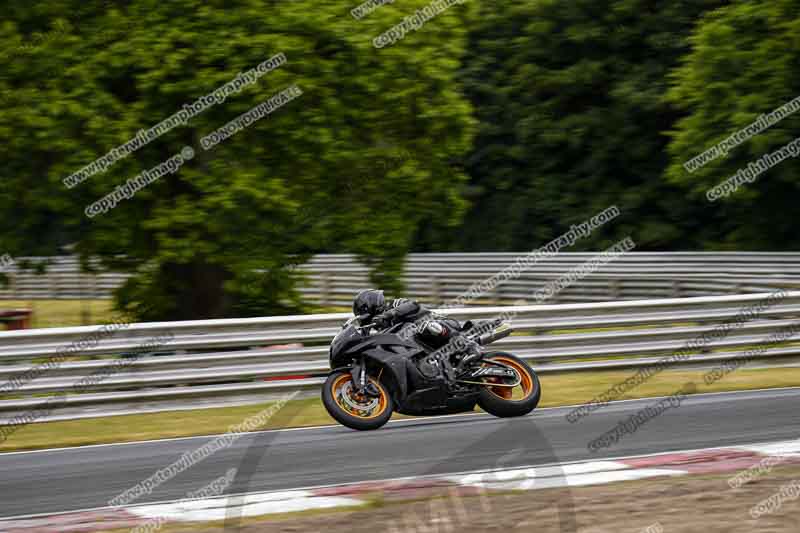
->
<box><xmin>331</xmin><ymin>374</ymin><xmax>388</xmax><ymax>419</ymax></box>
<box><xmin>485</xmin><ymin>356</ymin><xmax>534</xmax><ymax>401</ymax></box>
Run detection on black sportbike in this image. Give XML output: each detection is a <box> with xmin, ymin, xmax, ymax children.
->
<box><xmin>322</xmin><ymin>314</ymin><xmax>541</xmax><ymax>430</ymax></box>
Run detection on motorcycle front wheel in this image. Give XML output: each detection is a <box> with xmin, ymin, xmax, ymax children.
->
<box><xmin>322</xmin><ymin>371</ymin><xmax>394</xmax><ymax>430</ymax></box>
<box><xmin>477</xmin><ymin>352</ymin><xmax>541</xmax><ymax>417</ymax></box>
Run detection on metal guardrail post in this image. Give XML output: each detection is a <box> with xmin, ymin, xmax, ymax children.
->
<box><xmin>80</xmin><ymin>273</ymin><xmax>90</xmax><ymax>326</ymax></box>
<box><xmin>50</xmin><ymin>271</ymin><xmax>59</xmax><ymax>299</ymax></box>
<box><xmin>609</xmin><ymin>280</ymin><xmax>621</xmax><ymax>300</ymax></box>
<box><xmin>671</xmin><ymin>280</ymin><xmax>681</xmax><ymax>298</ymax></box>
<box><xmin>321</xmin><ymin>272</ymin><xmax>331</xmax><ymax>307</ymax></box>
<box><xmin>431</xmin><ymin>276</ymin><xmax>441</xmax><ymax>305</ymax></box>
<box><xmin>493</xmin><ymin>281</ymin><xmax>502</xmax><ymax>304</ymax></box>
<box><xmin>9</xmin><ymin>270</ymin><xmax>17</xmax><ymax>300</ymax></box>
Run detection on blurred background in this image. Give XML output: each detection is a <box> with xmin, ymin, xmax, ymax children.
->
<box><xmin>3</xmin><ymin>4</ymin><xmax>800</xmax><ymax>531</ymax></box>
<box><xmin>1</xmin><ymin>0</ymin><xmax>798</xmax><ymax>326</ymax></box>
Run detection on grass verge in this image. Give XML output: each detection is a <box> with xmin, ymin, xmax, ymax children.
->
<box><xmin>0</xmin><ymin>299</ymin><xmax>120</xmax><ymax>328</ymax></box>
<box><xmin>2</xmin><ymin>365</ymin><xmax>800</xmax><ymax>453</ymax></box>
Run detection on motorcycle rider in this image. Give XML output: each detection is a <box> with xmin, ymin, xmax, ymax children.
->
<box><xmin>352</xmin><ymin>289</ymin><xmax>483</xmax><ymax>376</ymax></box>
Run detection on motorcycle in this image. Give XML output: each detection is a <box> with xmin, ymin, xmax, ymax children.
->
<box><xmin>322</xmin><ymin>313</ymin><xmax>541</xmax><ymax>430</ymax></box>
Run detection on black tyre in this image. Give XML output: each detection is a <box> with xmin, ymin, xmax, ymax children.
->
<box><xmin>477</xmin><ymin>352</ymin><xmax>541</xmax><ymax>417</ymax></box>
<box><xmin>322</xmin><ymin>371</ymin><xmax>393</xmax><ymax>430</ymax></box>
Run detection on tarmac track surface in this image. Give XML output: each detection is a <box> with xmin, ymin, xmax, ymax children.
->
<box><xmin>1</xmin><ymin>387</ymin><xmax>798</xmax><ymax>518</ymax></box>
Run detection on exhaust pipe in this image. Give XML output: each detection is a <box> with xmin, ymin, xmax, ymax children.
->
<box><xmin>477</xmin><ymin>323</ymin><xmax>513</xmax><ymax>345</ymax></box>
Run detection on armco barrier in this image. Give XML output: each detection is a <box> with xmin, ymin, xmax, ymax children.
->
<box><xmin>1</xmin><ymin>253</ymin><xmax>799</xmax><ymax>303</ymax></box>
<box><xmin>0</xmin><ymin>291</ymin><xmax>798</xmax><ymax>424</ymax></box>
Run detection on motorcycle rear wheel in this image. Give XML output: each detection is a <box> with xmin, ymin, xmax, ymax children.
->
<box><xmin>477</xmin><ymin>352</ymin><xmax>541</xmax><ymax>417</ymax></box>
<box><xmin>322</xmin><ymin>371</ymin><xmax>394</xmax><ymax>430</ymax></box>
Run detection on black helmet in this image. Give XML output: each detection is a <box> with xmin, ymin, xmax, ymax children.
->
<box><xmin>353</xmin><ymin>289</ymin><xmax>385</xmax><ymax>317</ymax></box>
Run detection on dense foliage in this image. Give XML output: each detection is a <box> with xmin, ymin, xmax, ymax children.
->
<box><xmin>666</xmin><ymin>0</ymin><xmax>800</xmax><ymax>249</ymax></box>
<box><xmin>0</xmin><ymin>0</ymin><xmax>475</xmax><ymax>318</ymax></box>
<box><xmin>455</xmin><ymin>0</ymin><xmax>731</xmax><ymax>251</ymax></box>
<box><xmin>2</xmin><ymin>0</ymin><xmax>797</xmax><ymax>319</ymax></box>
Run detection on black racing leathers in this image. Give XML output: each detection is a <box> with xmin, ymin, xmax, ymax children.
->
<box><xmin>372</xmin><ymin>299</ymin><xmax>481</xmax><ymax>371</ymax></box>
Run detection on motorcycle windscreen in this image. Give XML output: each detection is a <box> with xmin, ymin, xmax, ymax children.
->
<box><xmin>330</xmin><ymin>324</ymin><xmax>360</xmax><ymax>359</ymax></box>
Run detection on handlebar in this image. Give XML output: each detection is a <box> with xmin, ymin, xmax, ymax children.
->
<box><xmin>353</xmin><ymin>313</ymin><xmax>380</xmax><ymax>333</ymax></box>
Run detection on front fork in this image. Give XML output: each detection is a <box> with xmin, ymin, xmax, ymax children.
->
<box><xmin>350</xmin><ymin>358</ymin><xmax>381</xmax><ymax>397</ymax></box>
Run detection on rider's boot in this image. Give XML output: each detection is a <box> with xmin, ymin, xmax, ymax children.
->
<box><xmin>455</xmin><ymin>342</ymin><xmax>483</xmax><ymax>375</ymax></box>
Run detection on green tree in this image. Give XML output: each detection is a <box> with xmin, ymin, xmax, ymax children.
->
<box><xmin>454</xmin><ymin>0</ymin><xmax>728</xmax><ymax>252</ymax></box>
<box><xmin>0</xmin><ymin>0</ymin><xmax>475</xmax><ymax>319</ymax></box>
<box><xmin>666</xmin><ymin>0</ymin><xmax>800</xmax><ymax>248</ymax></box>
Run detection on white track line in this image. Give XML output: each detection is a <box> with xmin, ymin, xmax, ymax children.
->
<box><xmin>4</xmin><ymin>436</ymin><xmax>799</xmax><ymax>522</ymax></box>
